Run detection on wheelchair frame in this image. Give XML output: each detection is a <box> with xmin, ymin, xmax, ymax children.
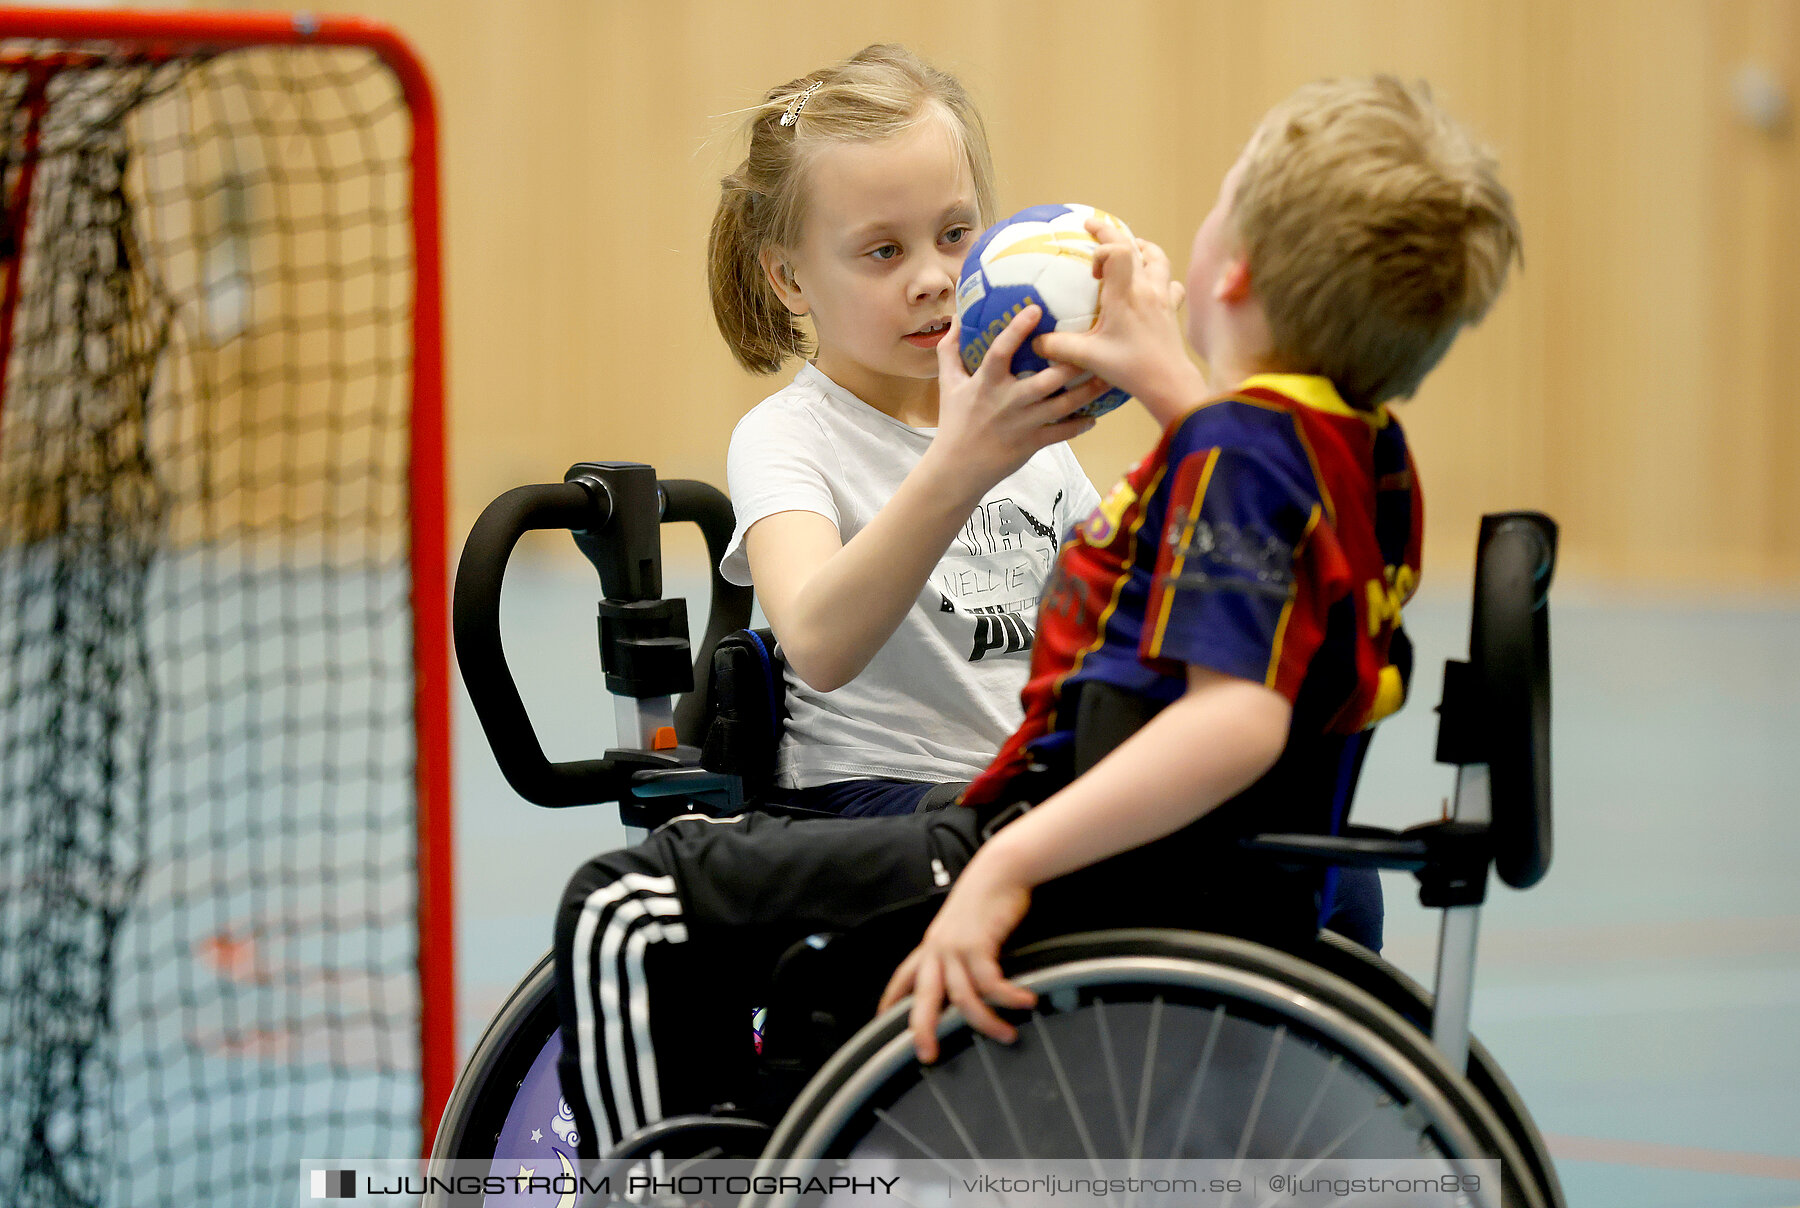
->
<box><xmin>438</xmin><ymin>461</ymin><xmax>1565</xmax><ymax>1208</ymax></box>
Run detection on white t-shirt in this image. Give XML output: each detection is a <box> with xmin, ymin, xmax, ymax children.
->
<box><xmin>721</xmin><ymin>362</ymin><xmax>1102</xmax><ymax>789</ymax></box>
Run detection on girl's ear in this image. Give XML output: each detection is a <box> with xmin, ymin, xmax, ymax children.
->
<box><xmin>760</xmin><ymin>248</ymin><xmax>807</xmax><ymax>316</ymax></box>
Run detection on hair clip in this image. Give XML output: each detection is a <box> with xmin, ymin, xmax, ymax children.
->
<box><xmin>780</xmin><ymin>80</ymin><xmax>822</xmax><ymax>127</ymax></box>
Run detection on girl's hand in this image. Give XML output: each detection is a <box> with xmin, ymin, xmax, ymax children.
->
<box><xmin>931</xmin><ymin>306</ymin><xmax>1104</xmax><ymax>485</ymax></box>
<box><xmin>878</xmin><ymin>856</ymin><xmax>1037</xmax><ymax>1063</ymax></box>
<box><xmin>1034</xmin><ymin>219</ymin><xmax>1208</xmax><ymax>421</ymax></box>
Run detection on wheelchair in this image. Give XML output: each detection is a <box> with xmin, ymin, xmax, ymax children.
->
<box><xmin>433</xmin><ymin>460</ymin><xmax>1567</xmax><ymax>1208</ymax></box>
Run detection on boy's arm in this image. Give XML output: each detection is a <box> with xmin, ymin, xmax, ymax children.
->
<box><xmin>750</xmin><ymin>309</ymin><xmax>1101</xmax><ymax>692</ymax></box>
<box><xmin>879</xmin><ymin>663</ymin><xmax>1292</xmax><ymax>1061</ymax></box>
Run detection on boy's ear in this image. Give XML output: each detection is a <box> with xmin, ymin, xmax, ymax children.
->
<box><xmin>760</xmin><ymin>248</ymin><xmax>808</xmax><ymax>315</ymax></box>
<box><xmin>1214</xmin><ymin>255</ymin><xmax>1253</xmax><ymax>304</ymax></box>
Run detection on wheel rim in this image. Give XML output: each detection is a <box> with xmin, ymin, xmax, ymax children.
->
<box><xmin>749</xmin><ymin>944</ymin><xmax>1524</xmax><ymax>1208</ymax></box>
<box><xmin>789</xmin><ymin>956</ymin><xmax>1486</xmax><ymax>1162</ymax></box>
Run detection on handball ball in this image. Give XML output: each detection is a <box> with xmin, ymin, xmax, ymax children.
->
<box><xmin>956</xmin><ymin>203</ymin><xmax>1134</xmax><ymax>419</ymax></box>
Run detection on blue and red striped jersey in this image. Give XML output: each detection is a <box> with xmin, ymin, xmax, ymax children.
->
<box><xmin>963</xmin><ymin>374</ymin><xmax>1423</xmax><ymax>842</ymax></box>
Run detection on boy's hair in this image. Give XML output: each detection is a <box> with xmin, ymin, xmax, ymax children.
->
<box><xmin>1232</xmin><ymin>75</ymin><xmax>1522</xmax><ymax>409</ymax></box>
<box><xmin>708</xmin><ymin>44</ymin><xmax>996</xmax><ymax>374</ymax></box>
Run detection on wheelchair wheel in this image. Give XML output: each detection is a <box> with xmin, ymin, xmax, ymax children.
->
<box><xmin>427</xmin><ymin>952</ymin><xmax>573</xmax><ymax>1207</ymax></box>
<box><xmin>1308</xmin><ymin>931</ymin><xmax>1567</xmax><ymax>1208</ymax></box>
<box><xmin>429</xmin><ymin>951</ymin><xmax>775</xmax><ymax>1208</ymax></box>
<box><xmin>751</xmin><ymin>930</ymin><xmax>1547</xmax><ymax>1208</ymax></box>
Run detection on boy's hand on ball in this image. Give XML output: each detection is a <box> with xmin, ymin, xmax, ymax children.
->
<box><xmin>1035</xmin><ymin>220</ymin><xmax>1207</xmax><ymax>420</ymax></box>
<box><xmin>1108</xmin><ymin>232</ymin><xmax>1180</xmax><ymax>307</ymax></box>
<box><xmin>956</xmin><ymin>204</ymin><xmax>1133</xmax><ymax>419</ymax></box>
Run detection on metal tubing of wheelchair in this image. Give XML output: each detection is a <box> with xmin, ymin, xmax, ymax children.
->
<box><xmin>1431</xmin><ymin>762</ymin><xmax>1492</xmax><ymax>1072</ymax></box>
<box><xmin>1433</xmin><ymin>904</ymin><xmax>1481</xmax><ymax>1073</ymax></box>
<box><xmin>614</xmin><ymin>693</ymin><xmax>675</xmax><ymax>750</ymax></box>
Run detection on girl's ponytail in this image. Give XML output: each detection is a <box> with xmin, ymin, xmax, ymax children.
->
<box><xmin>708</xmin><ymin>172</ymin><xmax>805</xmax><ymax>375</ymax></box>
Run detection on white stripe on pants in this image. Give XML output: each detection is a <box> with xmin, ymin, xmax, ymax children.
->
<box><xmin>571</xmin><ymin>872</ymin><xmax>686</xmax><ymax>1149</ymax></box>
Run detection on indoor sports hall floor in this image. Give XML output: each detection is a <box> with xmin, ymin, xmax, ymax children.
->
<box><xmin>452</xmin><ymin>549</ymin><xmax>1800</xmax><ymax>1208</ymax></box>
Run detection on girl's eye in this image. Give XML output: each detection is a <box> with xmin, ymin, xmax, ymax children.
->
<box><xmin>870</xmin><ymin>244</ymin><xmax>899</xmax><ymax>261</ymax></box>
<box><xmin>944</xmin><ymin>227</ymin><xmax>970</xmax><ymax>245</ymax></box>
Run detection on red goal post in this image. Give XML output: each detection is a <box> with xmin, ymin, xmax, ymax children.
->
<box><xmin>0</xmin><ymin>7</ymin><xmax>453</xmax><ymax>1201</ymax></box>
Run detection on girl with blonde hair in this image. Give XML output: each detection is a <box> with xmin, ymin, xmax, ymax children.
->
<box><xmin>709</xmin><ymin>45</ymin><xmax>1104</xmax><ymax>816</ymax></box>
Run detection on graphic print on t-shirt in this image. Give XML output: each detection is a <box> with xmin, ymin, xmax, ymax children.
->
<box><xmin>934</xmin><ymin>493</ymin><xmax>1064</xmax><ymax>662</ymax></box>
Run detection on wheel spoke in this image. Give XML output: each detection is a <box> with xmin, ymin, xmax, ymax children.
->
<box><xmin>1271</xmin><ymin>1097</ymin><xmax>1385</xmax><ymax>1190</ymax></box>
<box><xmin>1157</xmin><ymin>1003</ymin><xmax>1226</xmax><ymax>1175</ymax></box>
<box><xmin>1251</xmin><ymin>1121</ymin><xmax>1379</xmax><ymax>1208</ymax></box>
<box><xmin>921</xmin><ymin>1065</ymin><xmax>989</xmax><ymax>1162</ymax></box>
<box><xmin>1225</xmin><ymin>1025</ymin><xmax>1285</xmax><ymax>1207</ymax></box>
<box><xmin>918</xmin><ymin>1063</ymin><xmax>1024</xmax><ymax>1208</ymax></box>
<box><xmin>870</xmin><ymin>1106</ymin><xmax>967</xmax><ymax>1180</ymax></box>
<box><xmin>1280</xmin><ymin>1052</ymin><xmax>1342</xmax><ymax>1159</ymax></box>
<box><xmin>975</xmin><ymin>1035</ymin><xmax>1034</xmax><ymax>1159</ymax></box>
<box><xmin>1091</xmin><ymin>998</ymin><xmax>1134</xmax><ymax>1156</ymax></box>
<box><xmin>1128</xmin><ymin>996</ymin><xmax>1164</xmax><ymax>1173</ymax></box>
<box><xmin>1030</xmin><ymin>1010</ymin><xmax>1117</xmax><ymax>1208</ymax></box>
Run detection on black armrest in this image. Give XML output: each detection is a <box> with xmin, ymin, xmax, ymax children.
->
<box><xmin>1243</xmin><ymin>820</ymin><xmax>1497</xmax><ymax>909</ymax></box>
<box><xmin>1241</xmin><ymin>824</ymin><xmax>1429</xmax><ymax>870</ymax></box>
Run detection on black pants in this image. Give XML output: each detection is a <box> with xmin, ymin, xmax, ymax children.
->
<box><xmin>553</xmin><ymin>802</ymin><xmax>1331</xmax><ymax>1160</ymax></box>
<box><xmin>553</xmin><ymin>808</ymin><xmax>980</xmax><ymax>1158</ymax></box>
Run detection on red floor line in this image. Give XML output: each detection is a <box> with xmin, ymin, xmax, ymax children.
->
<box><xmin>1544</xmin><ymin>1133</ymin><xmax>1800</xmax><ymax>1181</ymax></box>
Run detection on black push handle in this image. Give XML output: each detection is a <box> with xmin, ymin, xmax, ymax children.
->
<box><xmin>453</xmin><ymin>479</ymin><xmax>635</xmax><ymax>807</ymax></box>
<box><xmin>453</xmin><ymin>467</ymin><xmax>758</xmax><ymax>809</ymax></box>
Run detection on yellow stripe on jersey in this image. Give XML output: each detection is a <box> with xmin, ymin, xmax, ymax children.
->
<box><xmin>1263</xmin><ymin>504</ymin><xmax>1323</xmax><ymax>690</ymax></box>
<box><xmin>1147</xmin><ymin>449</ymin><xmax>1219</xmax><ymax>657</ymax></box>
<box><xmin>1052</xmin><ymin>463</ymin><xmax>1167</xmax><ymax>728</ymax></box>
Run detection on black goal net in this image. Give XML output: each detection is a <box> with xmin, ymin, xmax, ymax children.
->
<box><xmin>0</xmin><ymin>15</ymin><xmax>451</xmax><ymax>1208</ymax></box>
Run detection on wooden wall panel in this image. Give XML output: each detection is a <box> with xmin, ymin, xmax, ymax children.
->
<box><xmin>208</xmin><ymin>0</ymin><xmax>1800</xmax><ymax>589</ymax></box>
<box><xmin>1709</xmin><ymin>0</ymin><xmax>1800</xmax><ymax>581</ymax></box>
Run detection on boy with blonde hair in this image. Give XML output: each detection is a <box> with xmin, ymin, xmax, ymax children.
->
<box><xmin>883</xmin><ymin>74</ymin><xmax>1521</xmax><ymax>1051</ymax></box>
<box><xmin>555</xmin><ymin>73</ymin><xmax>1521</xmax><ymax>1154</ymax></box>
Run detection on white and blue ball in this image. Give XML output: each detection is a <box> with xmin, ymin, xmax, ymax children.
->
<box><xmin>956</xmin><ymin>203</ymin><xmax>1134</xmax><ymax>419</ymax></box>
